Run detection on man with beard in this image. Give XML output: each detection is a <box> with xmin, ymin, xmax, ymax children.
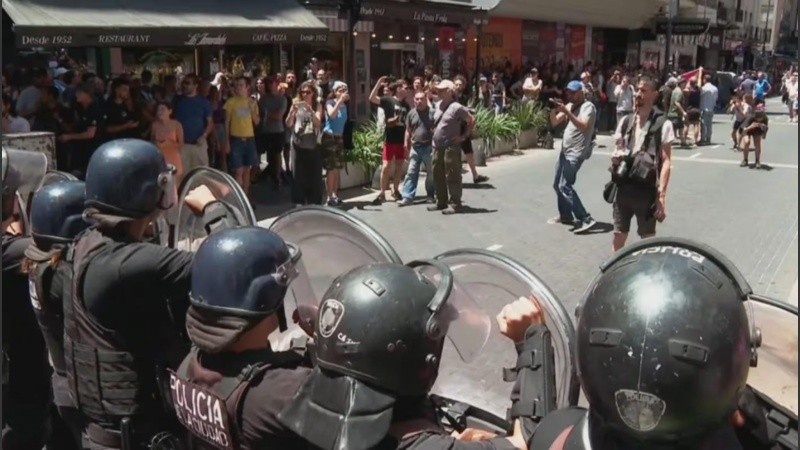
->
<box><xmin>610</xmin><ymin>76</ymin><xmax>673</xmax><ymax>252</ymax></box>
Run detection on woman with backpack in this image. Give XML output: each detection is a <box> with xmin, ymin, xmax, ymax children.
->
<box><xmin>286</xmin><ymin>80</ymin><xmax>324</xmax><ymax>205</ymax></box>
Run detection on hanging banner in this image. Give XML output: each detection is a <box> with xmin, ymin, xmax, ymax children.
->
<box><xmin>567</xmin><ymin>25</ymin><xmax>586</xmax><ymax>63</ymax></box>
<box><xmin>438</xmin><ymin>27</ymin><xmax>456</xmax><ymax>79</ymax></box>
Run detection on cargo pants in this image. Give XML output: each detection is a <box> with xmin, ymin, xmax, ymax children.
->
<box><xmin>432</xmin><ymin>144</ymin><xmax>462</xmax><ymax>208</ymax></box>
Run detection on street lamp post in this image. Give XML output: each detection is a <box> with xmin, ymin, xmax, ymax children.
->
<box><xmin>762</xmin><ymin>0</ymin><xmax>772</xmax><ymax>68</ymax></box>
<box><xmin>664</xmin><ymin>0</ymin><xmax>681</xmax><ymax>82</ymax></box>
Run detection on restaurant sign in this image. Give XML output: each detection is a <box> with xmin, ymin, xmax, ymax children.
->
<box><xmin>15</xmin><ymin>27</ymin><xmax>329</xmax><ymax>48</ymax></box>
<box><xmin>357</xmin><ymin>2</ymin><xmax>488</xmax><ymax>26</ymax></box>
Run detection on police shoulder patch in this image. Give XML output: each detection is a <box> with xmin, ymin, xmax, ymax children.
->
<box><xmin>318</xmin><ymin>298</ymin><xmax>345</xmax><ymax>338</ymax></box>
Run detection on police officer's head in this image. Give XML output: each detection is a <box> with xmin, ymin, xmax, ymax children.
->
<box><xmin>576</xmin><ymin>238</ymin><xmax>758</xmax><ymax>447</ymax></box>
<box><xmin>83</xmin><ymin>139</ymin><xmax>177</xmax><ymax>236</ymax></box>
<box><xmin>185</xmin><ymin>227</ymin><xmax>302</xmax><ymax>354</ymax></box>
<box><xmin>314</xmin><ymin>261</ymin><xmax>454</xmax><ymax>397</ymax></box>
<box><xmin>28</xmin><ymin>181</ymin><xmax>90</xmax><ymax>251</ymax></box>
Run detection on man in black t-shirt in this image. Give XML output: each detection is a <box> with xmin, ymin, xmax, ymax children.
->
<box><xmin>102</xmin><ymin>78</ymin><xmax>140</xmax><ymax>143</ymax></box>
<box><xmin>58</xmin><ymin>83</ymin><xmax>102</xmax><ymax>178</ymax></box>
<box><xmin>369</xmin><ymin>77</ymin><xmax>409</xmax><ymax>204</ymax></box>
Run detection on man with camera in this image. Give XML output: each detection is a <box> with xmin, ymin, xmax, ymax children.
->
<box><xmin>610</xmin><ymin>76</ymin><xmax>673</xmax><ymax>252</ymax></box>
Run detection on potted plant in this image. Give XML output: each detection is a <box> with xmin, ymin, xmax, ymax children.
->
<box><xmin>508</xmin><ymin>101</ymin><xmax>549</xmax><ymax>149</ymax></box>
<box><xmin>345</xmin><ymin>119</ymin><xmax>383</xmax><ymax>189</ymax></box>
<box><xmin>471</xmin><ymin>107</ymin><xmax>520</xmax><ymax>166</ymax></box>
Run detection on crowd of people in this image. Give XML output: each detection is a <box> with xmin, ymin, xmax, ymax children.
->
<box><xmin>1</xmin><ymin>60</ymin><xmax>794</xmax><ymax>216</ymax></box>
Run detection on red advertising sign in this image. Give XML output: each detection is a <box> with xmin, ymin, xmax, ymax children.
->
<box><xmin>438</xmin><ymin>27</ymin><xmax>456</xmax><ymax>52</ymax></box>
<box><xmin>567</xmin><ymin>25</ymin><xmax>586</xmax><ymax>61</ymax></box>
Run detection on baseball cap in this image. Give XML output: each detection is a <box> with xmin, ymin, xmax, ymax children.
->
<box><xmin>436</xmin><ymin>79</ymin><xmax>456</xmax><ymax>91</ymax></box>
<box><xmin>566</xmin><ymin>80</ymin><xmax>583</xmax><ymax>91</ymax></box>
<box><xmin>479</xmin><ymin>76</ymin><xmax>487</xmax><ymax>83</ymax></box>
<box><xmin>332</xmin><ymin>81</ymin><xmax>348</xmax><ymax>92</ymax></box>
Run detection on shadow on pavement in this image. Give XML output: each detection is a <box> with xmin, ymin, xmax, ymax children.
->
<box><xmin>458</xmin><ymin>205</ymin><xmax>498</xmax><ymax>214</ymax></box>
<box><xmin>750</xmin><ymin>163</ymin><xmax>775</xmax><ymax>171</ymax></box>
<box><xmin>574</xmin><ymin>221</ymin><xmax>614</xmax><ymax>235</ymax></box>
<box><xmin>463</xmin><ymin>183</ymin><xmax>496</xmax><ymax>189</ymax></box>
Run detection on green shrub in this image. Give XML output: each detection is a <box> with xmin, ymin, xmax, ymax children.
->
<box><xmin>348</xmin><ymin>118</ymin><xmax>383</xmax><ymax>180</ymax></box>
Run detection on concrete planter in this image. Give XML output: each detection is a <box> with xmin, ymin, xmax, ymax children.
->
<box><xmin>339</xmin><ymin>164</ymin><xmax>369</xmax><ymax>190</ymax></box>
<box><xmin>493</xmin><ymin>139</ymin><xmax>515</xmax><ymax>156</ymax></box>
<box><xmin>473</xmin><ymin>139</ymin><xmax>488</xmax><ymax>166</ymax></box>
<box><xmin>517</xmin><ymin>129</ymin><xmax>539</xmax><ymax>150</ymax></box>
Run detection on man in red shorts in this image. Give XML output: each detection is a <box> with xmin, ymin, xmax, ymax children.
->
<box><xmin>369</xmin><ymin>77</ymin><xmax>410</xmax><ymax>204</ymax></box>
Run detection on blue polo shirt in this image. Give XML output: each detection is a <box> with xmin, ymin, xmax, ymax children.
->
<box><xmin>754</xmin><ymin>79</ymin><xmax>771</xmax><ymax>100</ymax></box>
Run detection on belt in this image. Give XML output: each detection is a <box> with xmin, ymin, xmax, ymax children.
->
<box><xmin>323</xmin><ymin>132</ymin><xmax>343</xmax><ymax>140</ymax></box>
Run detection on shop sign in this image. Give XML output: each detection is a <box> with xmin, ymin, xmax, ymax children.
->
<box><xmin>655</xmin><ymin>18</ymin><xmax>711</xmax><ymax>36</ymax></box>
<box><xmin>98</xmin><ymin>34</ymin><xmax>151</xmax><ymax>44</ymax></box>
<box><xmin>358</xmin><ymin>2</ymin><xmax>487</xmax><ymax>25</ymax></box>
<box><xmin>20</xmin><ymin>34</ymin><xmax>74</xmax><ymax>46</ymax></box>
<box><xmin>184</xmin><ymin>33</ymin><xmax>228</xmax><ymax>46</ymax></box>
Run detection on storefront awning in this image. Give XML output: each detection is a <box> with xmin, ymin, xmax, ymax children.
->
<box><xmin>358</xmin><ymin>1</ymin><xmax>490</xmax><ymax>26</ymax></box>
<box><xmin>489</xmin><ymin>0</ymin><xmax>662</xmax><ymax>29</ymax></box>
<box><xmin>4</xmin><ymin>0</ymin><xmax>330</xmax><ymax>48</ymax></box>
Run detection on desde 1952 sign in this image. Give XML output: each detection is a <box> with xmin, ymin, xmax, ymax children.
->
<box><xmin>15</xmin><ymin>28</ymin><xmax>329</xmax><ymax>48</ymax></box>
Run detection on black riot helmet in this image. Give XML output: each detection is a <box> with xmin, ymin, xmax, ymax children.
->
<box><xmin>84</xmin><ymin>139</ymin><xmax>177</xmax><ymax>222</ymax></box>
<box><xmin>29</xmin><ymin>181</ymin><xmax>91</xmax><ymax>248</ymax></box>
<box><xmin>576</xmin><ymin>237</ymin><xmax>759</xmax><ymax>446</ymax></box>
<box><xmin>186</xmin><ymin>226</ymin><xmax>302</xmax><ymax>353</ymax></box>
<box><xmin>314</xmin><ymin>261</ymin><xmax>453</xmax><ymax>397</ymax></box>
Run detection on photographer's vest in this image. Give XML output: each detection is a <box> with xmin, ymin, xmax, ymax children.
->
<box><xmin>171</xmin><ymin>348</ymin><xmax>304</xmax><ymax>450</ymax></box>
<box><xmin>617</xmin><ymin>111</ymin><xmax>668</xmax><ymax>190</ymax></box>
<box><xmin>27</xmin><ymin>251</ymin><xmax>76</xmax><ymax>408</ymax></box>
<box><xmin>63</xmin><ymin>230</ymin><xmax>164</xmax><ymax>429</ymax></box>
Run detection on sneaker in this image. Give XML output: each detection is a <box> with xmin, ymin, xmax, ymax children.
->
<box><xmin>573</xmin><ymin>218</ymin><xmax>598</xmax><ymax>234</ymax></box>
<box><xmin>371</xmin><ymin>195</ymin><xmax>385</xmax><ymax>206</ymax></box>
<box><xmin>397</xmin><ymin>198</ymin><xmax>413</xmax><ymax>207</ymax></box>
<box><xmin>391</xmin><ymin>190</ymin><xmax>402</xmax><ymax>201</ymax></box>
<box><xmin>547</xmin><ymin>216</ymin><xmax>574</xmax><ymax>225</ymax></box>
<box><xmin>427</xmin><ymin>204</ymin><xmax>446</xmax><ymax>211</ymax></box>
<box><xmin>425</xmin><ymin>197</ymin><xmax>436</xmax><ymax>204</ymax></box>
<box><xmin>326</xmin><ymin>198</ymin><xmax>337</xmax><ymax>206</ymax></box>
<box><xmin>754</xmin><ymin>162</ymin><xmax>762</xmax><ymax>169</ymax></box>
<box><xmin>740</xmin><ymin>160</ymin><xmax>749</xmax><ymax>167</ymax></box>
<box><xmin>473</xmin><ymin>175</ymin><xmax>489</xmax><ymax>183</ymax></box>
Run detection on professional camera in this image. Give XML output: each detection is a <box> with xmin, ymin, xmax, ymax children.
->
<box><xmin>613</xmin><ymin>148</ymin><xmax>633</xmax><ymax>179</ymax></box>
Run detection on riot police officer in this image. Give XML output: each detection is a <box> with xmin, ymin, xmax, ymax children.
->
<box><xmin>519</xmin><ymin>238</ymin><xmax>788</xmax><ymax>450</ymax></box>
<box><xmin>169</xmin><ymin>226</ymin><xmax>313</xmax><ymax>448</ymax></box>
<box><xmin>1</xmin><ymin>148</ymin><xmax>53</xmax><ymax>450</ymax></box>
<box><xmin>23</xmin><ymin>180</ymin><xmax>91</xmax><ymax>449</ymax></box>
<box><xmin>278</xmin><ymin>261</ymin><xmax>537</xmax><ymax>450</ymax></box>
<box><xmin>62</xmin><ymin>138</ymin><xmax>235</xmax><ymax>450</ymax></box>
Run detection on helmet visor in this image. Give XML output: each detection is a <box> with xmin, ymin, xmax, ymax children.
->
<box><xmin>158</xmin><ymin>164</ymin><xmax>178</xmax><ymax>210</ymax></box>
<box><xmin>416</xmin><ymin>263</ymin><xmax>491</xmax><ymax>363</ymax></box>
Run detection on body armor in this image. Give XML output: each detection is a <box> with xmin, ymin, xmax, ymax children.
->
<box><xmin>172</xmin><ymin>348</ymin><xmax>302</xmax><ymax>450</ymax></box>
<box><xmin>63</xmin><ymin>229</ymin><xmax>171</xmax><ymax>447</ymax></box>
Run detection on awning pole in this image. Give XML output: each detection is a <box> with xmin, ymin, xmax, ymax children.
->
<box><xmin>195</xmin><ymin>48</ymin><xmax>200</xmax><ymax>76</ymax></box>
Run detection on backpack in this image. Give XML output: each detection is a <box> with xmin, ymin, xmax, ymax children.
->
<box><xmin>618</xmin><ymin>111</ymin><xmax>668</xmax><ymax>189</ymax></box>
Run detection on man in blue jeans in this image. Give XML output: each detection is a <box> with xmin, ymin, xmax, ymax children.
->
<box><xmin>398</xmin><ymin>91</ymin><xmax>435</xmax><ymax>206</ymax></box>
<box><xmin>548</xmin><ymin>80</ymin><xmax>597</xmax><ymax>234</ymax></box>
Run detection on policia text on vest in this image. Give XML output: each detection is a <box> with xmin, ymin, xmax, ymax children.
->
<box><xmin>169</xmin><ymin>371</ymin><xmax>234</xmax><ymax>450</ymax></box>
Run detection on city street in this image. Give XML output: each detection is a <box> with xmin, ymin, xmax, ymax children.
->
<box><xmin>258</xmin><ymin>98</ymin><xmax>799</xmax><ymax>311</ymax></box>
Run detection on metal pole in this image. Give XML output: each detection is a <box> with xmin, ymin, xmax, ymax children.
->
<box><xmin>473</xmin><ymin>23</ymin><xmax>483</xmax><ymax>102</ymax></box>
<box><xmin>762</xmin><ymin>0</ymin><xmax>772</xmax><ymax>64</ymax></box>
<box><xmin>664</xmin><ymin>0</ymin><xmax>680</xmax><ymax>81</ymax></box>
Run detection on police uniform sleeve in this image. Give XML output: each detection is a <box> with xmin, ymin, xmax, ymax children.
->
<box><xmin>399</xmin><ymin>431</ymin><xmax>519</xmax><ymax>450</ymax></box>
<box><xmin>116</xmin><ymin>243</ymin><xmax>194</xmax><ymax>305</ymax></box>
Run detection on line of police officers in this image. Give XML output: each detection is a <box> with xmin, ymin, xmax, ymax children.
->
<box><xmin>1</xmin><ymin>138</ymin><xmax>795</xmax><ymax>450</ymax></box>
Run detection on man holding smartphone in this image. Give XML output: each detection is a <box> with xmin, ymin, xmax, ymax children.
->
<box><xmin>548</xmin><ymin>80</ymin><xmax>597</xmax><ymax>234</ymax></box>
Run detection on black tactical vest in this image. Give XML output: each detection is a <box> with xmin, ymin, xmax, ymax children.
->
<box><xmin>63</xmin><ymin>229</ymin><xmax>160</xmax><ymax>426</ymax></box>
<box><xmin>172</xmin><ymin>348</ymin><xmax>281</xmax><ymax>450</ymax></box>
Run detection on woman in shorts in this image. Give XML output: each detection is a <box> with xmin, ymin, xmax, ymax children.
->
<box><xmin>740</xmin><ymin>96</ymin><xmax>768</xmax><ymax>169</ymax></box>
<box><xmin>727</xmin><ymin>93</ymin><xmax>749</xmax><ymax>151</ymax></box>
<box><xmin>321</xmin><ymin>81</ymin><xmax>349</xmax><ymax>206</ymax></box>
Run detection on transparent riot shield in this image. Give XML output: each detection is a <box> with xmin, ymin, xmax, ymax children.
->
<box><xmin>3</xmin><ymin>148</ymin><xmax>48</xmax><ymax>236</ymax></box>
<box><xmin>268</xmin><ymin>206</ymin><xmax>402</xmax><ymax>349</ymax></box>
<box><xmin>430</xmin><ymin>249</ymin><xmax>578</xmax><ymax>423</ymax></box>
<box><xmin>173</xmin><ymin>167</ymin><xmax>256</xmax><ymax>252</ymax></box>
<box><xmin>747</xmin><ymin>295</ymin><xmax>798</xmax><ymax>417</ymax></box>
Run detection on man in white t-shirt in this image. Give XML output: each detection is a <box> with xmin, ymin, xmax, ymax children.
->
<box><xmin>786</xmin><ymin>72</ymin><xmax>798</xmax><ymax>123</ymax></box>
<box><xmin>610</xmin><ymin>76</ymin><xmax>674</xmax><ymax>252</ymax></box>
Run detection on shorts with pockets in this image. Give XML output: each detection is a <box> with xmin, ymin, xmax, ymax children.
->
<box><xmin>613</xmin><ymin>185</ymin><xmax>657</xmax><ymax>237</ymax></box>
<box><xmin>228</xmin><ymin>137</ymin><xmax>258</xmax><ymax>169</ymax></box>
<box><xmin>320</xmin><ymin>133</ymin><xmax>345</xmax><ymax>170</ymax></box>
<box><xmin>382</xmin><ymin>142</ymin><xmax>405</xmax><ymax>161</ymax></box>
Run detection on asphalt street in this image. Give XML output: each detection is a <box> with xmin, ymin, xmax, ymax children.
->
<box><xmin>256</xmin><ymin>98</ymin><xmax>798</xmax><ymax>416</ymax></box>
